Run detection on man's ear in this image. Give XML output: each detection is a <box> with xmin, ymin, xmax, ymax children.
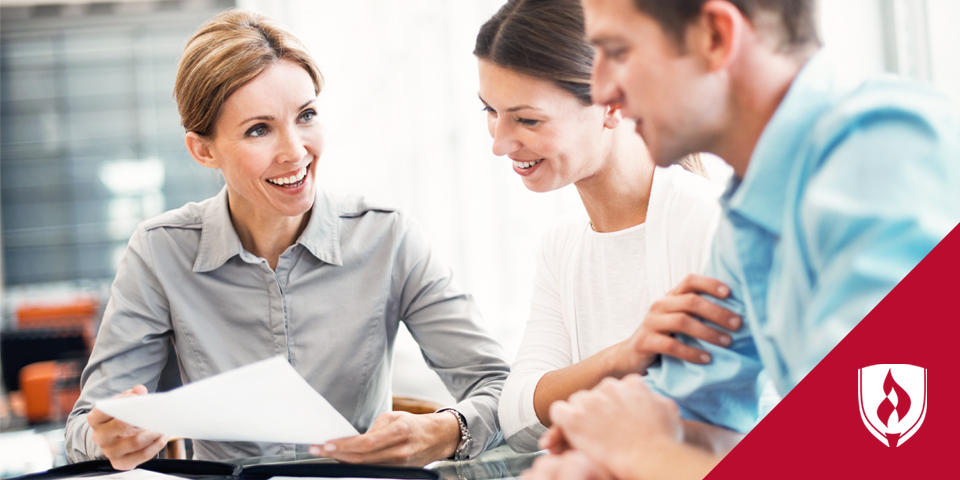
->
<box><xmin>689</xmin><ymin>0</ymin><xmax>745</xmax><ymax>72</ymax></box>
<box><xmin>603</xmin><ymin>104</ymin><xmax>622</xmax><ymax>129</ymax></box>
<box><xmin>184</xmin><ymin>132</ymin><xmax>219</xmax><ymax>169</ymax></box>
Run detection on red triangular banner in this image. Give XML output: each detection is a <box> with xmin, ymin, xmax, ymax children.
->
<box><xmin>706</xmin><ymin>223</ymin><xmax>960</xmax><ymax>478</ymax></box>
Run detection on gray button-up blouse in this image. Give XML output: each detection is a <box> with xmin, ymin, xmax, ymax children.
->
<box><xmin>65</xmin><ymin>187</ymin><xmax>510</xmax><ymax>462</ymax></box>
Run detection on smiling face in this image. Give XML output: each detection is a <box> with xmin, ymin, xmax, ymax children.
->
<box><xmin>583</xmin><ymin>0</ymin><xmax>726</xmax><ymax>167</ymax></box>
<box><xmin>478</xmin><ymin>60</ymin><xmax>613</xmax><ymax>193</ymax></box>
<box><xmin>201</xmin><ymin>59</ymin><xmax>323</xmax><ymax>223</ymax></box>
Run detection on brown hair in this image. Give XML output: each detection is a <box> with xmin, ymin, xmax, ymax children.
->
<box><xmin>475</xmin><ymin>0</ymin><xmax>594</xmax><ymax>105</ymax></box>
<box><xmin>174</xmin><ymin>10</ymin><xmax>323</xmax><ymax>137</ymax></box>
<box><xmin>475</xmin><ymin>0</ymin><xmax>704</xmax><ymax>174</ymax></box>
<box><xmin>631</xmin><ymin>0</ymin><xmax>820</xmax><ymax>52</ymax></box>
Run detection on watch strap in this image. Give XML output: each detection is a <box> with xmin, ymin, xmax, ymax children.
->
<box><xmin>437</xmin><ymin>408</ymin><xmax>472</xmax><ymax>461</ymax></box>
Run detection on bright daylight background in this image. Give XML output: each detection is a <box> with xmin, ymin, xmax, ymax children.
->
<box><xmin>0</xmin><ymin>1</ymin><xmax>958</xmax><ymax>470</ymax></box>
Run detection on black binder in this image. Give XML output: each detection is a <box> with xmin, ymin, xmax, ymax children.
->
<box><xmin>10</xmin><ymin>459</ymin><xmax>441</xmax><ymax>480</ymax></box>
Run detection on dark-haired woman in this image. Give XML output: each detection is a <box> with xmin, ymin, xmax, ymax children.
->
<box><xmin>475</xmin><ymin>0</ymin><xmax>744</xmax><ymax>452</ymax></box>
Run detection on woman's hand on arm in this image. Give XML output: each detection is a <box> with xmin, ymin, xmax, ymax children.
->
<box><xmin>310</xmin><ymin>411</ymin><xmax>459</xmax><ymax>466</ymax></box>
<box><xmin>531</xmin><ymin>274</ymin><xmax>739</xmax><ymax>427</ymax></box>
<box><xmin>87</xmin><ymin>385</ymin><xmax>169</xmax><ymax>471</ymax></box>
<box><xmin>607</xmin><ymin>274</ymin><xmax>742</xmax><ymax>376</ymax></box>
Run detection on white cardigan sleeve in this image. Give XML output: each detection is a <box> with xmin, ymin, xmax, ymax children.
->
<box><xmin>498</xmin><ymin>226</ymin><xmax>576</xmax><ymax>452</ymax></box>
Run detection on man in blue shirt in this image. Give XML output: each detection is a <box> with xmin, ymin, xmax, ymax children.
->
<box><xmin>526</xmin><ymin>1</ymin><xmax>960</xmax><ymax>479</ymax></box>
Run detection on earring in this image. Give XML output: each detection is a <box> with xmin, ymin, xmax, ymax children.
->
<box><xmin>604</xmin><ymin>106</ymin><xmax>622</xmax><ymax>128</ymax></box>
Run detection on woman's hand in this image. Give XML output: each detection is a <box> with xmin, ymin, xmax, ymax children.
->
<box><xmin>310</xmin><ymin>411</ymin><xmax>460</xmax><ymax>466</ymax></box>
<box><xmin>606</xmin><ymin>274</ymin><xmax>742</xmax><ymax>376</ymax></box>
<box><xmin>88</xmin><ymin>385</ymin><xmax>169</xmax><ymax>471</ymax></box>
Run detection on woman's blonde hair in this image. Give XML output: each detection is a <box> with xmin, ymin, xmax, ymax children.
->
<box><xmin>678</xmin><ymin>153</ymin><xmax>707</xmax><ymax>177</ymax></box>
<box><xmin>174</xmin><ymin>10</ymin><xmax>323</xmax><ymax>137</ymax></box>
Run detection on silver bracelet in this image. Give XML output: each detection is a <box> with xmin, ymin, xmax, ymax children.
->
<box><xmin>437</xmin><ymin>408</ymin><xmax>472</xmax><ymax>461</ymax></box>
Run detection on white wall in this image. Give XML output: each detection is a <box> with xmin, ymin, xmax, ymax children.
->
<box><xmin>926</xmin><ymin>0</ymin><xmax>960</xmax><ymax>101</ymax></box>
<box><xmin>818</xmin><ymin>0</ymin><xmax>888</xmax><ymax>78</ymax></box>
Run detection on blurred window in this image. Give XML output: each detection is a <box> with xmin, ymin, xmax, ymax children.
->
<box><xmin>1</xmin><ymin>0</ymin><xmax>232</xmax><ymax>286</ymax></box>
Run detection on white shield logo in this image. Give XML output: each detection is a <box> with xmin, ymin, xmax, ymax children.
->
<box><xmin>858</xmin><ymin>364</ymin><xmax>927</xmax><ymax>447</ymax></box>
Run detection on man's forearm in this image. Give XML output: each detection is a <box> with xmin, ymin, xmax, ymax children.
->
<box><xmin>611</xmin><ymin>441</ymin><xmax>721</xmax><ymax>480</ymax></box>
<box><xmin>681</xmin><ymin>419</ymin><xmax>743</xmax><ymax>456</ymax></box>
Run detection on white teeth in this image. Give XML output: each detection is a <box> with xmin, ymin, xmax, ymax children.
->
<box><xmin>267</xmin><ymin>166</ymin><xmax>308</xmax><ymax>186</ymax></box>
<box><xmin>513</xmin><ymin>159</ymin><xmax>543</xmax><ymax>169</ymax></box>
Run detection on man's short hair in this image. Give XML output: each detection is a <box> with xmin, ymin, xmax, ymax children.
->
<box><xmin>632</xmin><ymin>0</ymin><xmax>820</xmax><ymax>52</ymax></box>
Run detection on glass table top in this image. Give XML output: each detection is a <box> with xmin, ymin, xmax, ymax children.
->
<box><xmin>221</xmin><ymin>446</ymin><xmax>542</xmax><ymax>480</ymax></box>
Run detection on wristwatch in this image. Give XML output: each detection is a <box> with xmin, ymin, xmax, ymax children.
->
<box><xmin>437</xmin><ymin>407</ymin><xmax>472</xmax><ymax>461</ymax></box>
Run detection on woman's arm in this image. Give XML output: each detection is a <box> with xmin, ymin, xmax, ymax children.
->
<box><xmin>65</xmin><ymin>226</ymin><xmax>173</xmax><ymax>468</ymax></box>
<box><xmin>499</xmin><ymin>229</ymin><xmax>577</xmax><ymax>452</ymax></box>
<box><xmin>532</xmin><ymin>274</ymin><xmax>742</xmax><ymax>428</ymax></box>
<box><xmin>316</xmin><ymin>212</ymin><xmax>510</xmax><ymax>465</ymax></box>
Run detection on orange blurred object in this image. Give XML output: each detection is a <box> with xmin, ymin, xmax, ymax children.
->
<box><xmin>16</xmin><ymin>297</ymin><xmax>99</xmax><ymax>330</ymax></box>
<box><xmin>20</xmin><ymin>361</ymin><xmax>82</xmax><ymax>424</ymax></box>
<box><xmin>15</xmin><ymin>297</ymin><xmax>99</xmax><ymax>353</ymax></box>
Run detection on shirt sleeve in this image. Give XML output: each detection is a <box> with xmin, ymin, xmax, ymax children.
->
<box><xmin>391</xmin><ymin>213</ymin><xmax>511</xmax><ymax>459</ymax></box>
<box><xmin>644</xmin><ymin>219</ymin><xmax>769</xmax><ymax>433</ymax></box>
<box><xmin>64</xmin><ymin>225</ymin><xmax>173</xmax><ymax>463</ymax></box>
<box><xmin>794</xmin><ymin>114</ymin><xmax>960</xmax><ymax>385</ymax></box>
<box><xmin>498</xmin><ymin>232</ymin><xmax>572</xmax><ymax>452</ymax></box>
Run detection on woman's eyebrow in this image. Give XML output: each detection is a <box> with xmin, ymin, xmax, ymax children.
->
<box><xmin>477</xmin><ymin>94</ymin><xmax>542</xmax><ymax>113</ymax></box>
<box><xmin>237</xmin><ymin>100</ymin><xmax>316</xmax><ymax>127</ymax></box>
<box><xmin>238</xmin><ymin>114</ymin><xmax>273</xmax><ymax>127</ymax></box>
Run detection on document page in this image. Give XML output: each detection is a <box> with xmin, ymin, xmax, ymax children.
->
<box><xmin>90</xmin><ymin>470</ymin><xmax>189</xmax><ymax>480</ymax></box>
<box><xmin>96</xmin><ymin>356</ymin><xmax>360</xmax><ymax>444</ymax></box>
<box><xmin>271</xmin><ymin>478</ymin><xmax>408</xmax><ymax>480</ymax></box>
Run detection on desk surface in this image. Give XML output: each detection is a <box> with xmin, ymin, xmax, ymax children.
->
<box><xmin>222</xmin><ymin>446</ymin><xmax>541</xmax><ymax>480</ymax></box>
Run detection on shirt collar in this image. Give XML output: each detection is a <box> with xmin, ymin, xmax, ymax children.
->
<box><xmin>297</xmin><ymin>188</ymin><xmax>343</xmax><ymax>266</ymax></box>
<box><xmin>193</xmin><ymin>187</ymin><xmax>343</xmax><ymax>273</ymax></box>
<box><xmin>724</xmin><ymin>49</ymin><xmax>840</xmax><ymax>236</ymax></box>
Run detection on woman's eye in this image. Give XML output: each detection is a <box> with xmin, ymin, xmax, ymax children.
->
<box><xmin>246</xmin><ymin>124</ymin><xmax>268</xmax><ymax>137</ymax></box>
<box><xmin>517</xmin><ymin>117</ymin><xmax>540</xmax><ymax>127</ymax></box>
<box><xmin>482</xmin><ymin>106</ymin><xmax>496</xmax><ymax>115</ymax></box>
<box><xmin>299</xmin><ymin>109</ymin><xmax>316</xmax><ymax>123</ymax></box>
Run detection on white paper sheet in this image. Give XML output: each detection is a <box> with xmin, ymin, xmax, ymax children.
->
<box><xmin>90</xmin><ymin>470</ymin><xmax>187</xmax><ymax>480</ymax></box>
<box><xmin>96</xmin><ymin>356</ymin><xmax>359</xmax><ymax>444</ymax></box>
<box><xmin>271</xmin><ymin>478</ymin><xmax>408</xmax><ymax>480</ymax></box>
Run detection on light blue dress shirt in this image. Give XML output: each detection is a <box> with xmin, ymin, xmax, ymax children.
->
<box><xmin>644</xmin><ymin>50</ymin><xmax>960</xmax><ymax>432</ymax></box>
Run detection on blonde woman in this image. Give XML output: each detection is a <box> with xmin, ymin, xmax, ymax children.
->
<box><xmin>65</xmin><ymin>10</ymin><xmax>509</xmax><ymax>469</ymax></box>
